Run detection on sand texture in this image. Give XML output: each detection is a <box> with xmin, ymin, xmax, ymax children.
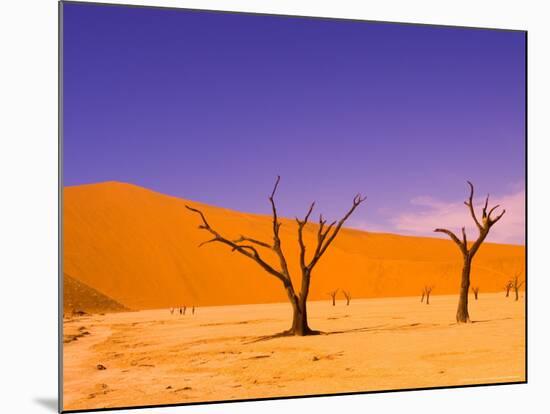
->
<box><xmin>63</xmin><ymin>293</ymin><xmax>525</xmax><ymax>411</ymax></box>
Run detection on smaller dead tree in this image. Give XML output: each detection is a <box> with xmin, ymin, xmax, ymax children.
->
<box><xmin>342</xmin><ymin>290</ymin><xmax>351</xmax><ymax>306</ymax></box>
<box><xmin>471</xmin><ymin>286</ymin><xmax>480</xmax><ymax>300</ymax></box>
<box><xmin>512</xmin><ymin>274</ymin><xmax>524</xmax><ymax>301</ymax></box>
<box><xmin>421</xmin><ymin>289</ymin><xmax>426</xmax><ymax>303</ymax></box>
<box><xmin>423</xmin><ymin>286</ymin><xmax>434</xmax><ymax>305</ymax></box>
<box><xmin>435</xmin><ymin>181</ymin><xmax>505</xmax><ymax>323</ymax></box>
<box><xmin>504</xmin><ymin>281</ymin><xmax>513</xmax><ymax>298</ymax></box>
<box><xmin>328</xmin><ymin>289</ymin><xmax>338</xmax><ymax>306</ymax></box>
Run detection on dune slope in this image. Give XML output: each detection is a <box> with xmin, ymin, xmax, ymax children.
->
<box><xmin>63</xmin><ymin>182</ymin><xmax>525</xmax><ymax>310</ymax></box>
<box><xmin>64</xmin><ymin>273</ymin><xmax>127</xmax><ymax>314</ymax></box>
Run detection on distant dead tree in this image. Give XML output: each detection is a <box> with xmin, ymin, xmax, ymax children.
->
<box><xmin>328</xmin><ymin>289</ymin><xmax>339</xmax><ymax>306</ymax></box>
<box><xmin>512</xmin><ymin>274</ymin><xmax>524</xmax><ymax>301</ymax></box>
<box><xmin>471</xmin><ymin>286</ymin><xmax>480</xmax><ymax>300</ymax></box>
<box><xmin>434</xmin><ymin>181</ymin><xmax>505</xmax><ymax>323</ymax></box>
<box><xmin>186</xmin><ymin>176</ymin><xmax>365</xmax><ymax>336</ymax></box>
<box><xmin>342</xmin><ymin>290</ymin><xmax>351</xmax><ymax>306</ymax></box>
<box><xmin>504</xmin><ymin>280</ymin><xmax>513</xmax><ymax>297</ymax></box>
<box><xmin>422</xmin><ymin>285</ymin><xmax>434</xmax><ymax>305</ymax></box>
<box><xmin>421</xmin><ymin>289</ymin><xmax>426</xmax><ymax>303</ymax></box>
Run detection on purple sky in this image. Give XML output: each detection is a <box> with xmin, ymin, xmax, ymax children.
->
<box><xmin>62</xmin><ymin>3</ymin><xmax>526</xmax><ymax>244</ymax></box>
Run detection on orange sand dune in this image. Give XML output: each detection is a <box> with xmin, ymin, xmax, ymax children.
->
<box><xmin>63</xmin><ymin>182</ymin><xmax>525</xmax><ymax>310</ymax></box>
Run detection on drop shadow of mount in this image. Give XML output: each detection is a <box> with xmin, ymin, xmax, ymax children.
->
<box><xmin>34</xmin><ymin>397</ymin><xmax>58</xmax><ymax>412</ymax></box>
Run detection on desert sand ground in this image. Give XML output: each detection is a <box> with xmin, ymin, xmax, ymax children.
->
<box><xmin>63</xmin><ymin>292</ymin><xmax>525</xmax><ymax>411</ymax></box>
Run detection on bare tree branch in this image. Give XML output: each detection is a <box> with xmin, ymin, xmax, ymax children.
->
<box><xmin>434</xmin><ymin>228</ymin><xmax>467</xmax><ymax>254</ymax></box>
<box><xmin>481</xmin><ymin>194</ymin><xmax>490</xmax><ymax>221</ymax></box>
<box><xmin>199</xmin><ymin>238</ymin><xmax>217</xmax><ymax>247</ymax></box>
<box><xmin>233</xmin><ymin>235</ymin><xmax>271</xmax><ymax>249</ymax></box>
<box><xmin>185</xmin><ymin>205</ymin><xmax>288</xmax><ymax>285</ymax></box>
<box><xmin>268</xmin><ymin>175</ymin><xmax>291</xmax><ymax>279</ymax></box>
<box><xmin>464</xmin><ymin>181</ymin><xmax>483</xmax><ymax>231</ymax></box>
<box><xmin>487</xmin><ymin>204</ymin><xmax>500</xmax><ymax>217</ymax></box>
<box><xmin>308</xmin><ymin>194</ymin><xmax>366</xmax><ymax>270</ymax></box>
<box><xmin>489</xmin><ymin>209</ymin><xmax>506</xmax><ymax>226</ymax></box>
<box><xmin>296</xmin><ymin>202</ymin><xmax>315</xmax><ymax>273</ymax></box>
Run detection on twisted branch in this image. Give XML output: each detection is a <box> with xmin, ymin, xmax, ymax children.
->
<box><xmin>185</xmin><ymin>204</ymin><xmax>288</xmax><ymax>285</ymax></box>
<box><xmin>436</xmin><ymin>181</ymin><xmax>506</xmax><ymax>258</ymax></box>
<box><xmin>296</xmin><ymin>202</ymin><xmax>315</xmax><ymax>273</ymax></box>
<box><xmin>308</xmin><ymin>194</ymin><xmax>366</xmax><ymax>270</ymax></box>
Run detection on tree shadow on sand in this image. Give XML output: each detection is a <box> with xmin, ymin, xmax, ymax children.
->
<box><xmin>243</xmin><ymin>323</ymin><xmax>433</xmax><ymax>343</ymax></box>
<box><xmin>243</xmin><ymin>328</ymin><xmax>323</xmax><ymax>344</ymax></box>
<box><xmin>243</xmin><ymin>317</ymin><xmax>513</xmax><ymax>344</ymax></box>
<box><xmin>470</xmin><ymin>317</ymin><xmax>513</xmax><ymax>324</ymax></box>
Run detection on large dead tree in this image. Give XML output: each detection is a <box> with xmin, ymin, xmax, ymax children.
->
<box><xmin>512</xmin><ymin>274</ymin><xmax>524</xmax><ymax>301</ymax></box>
<box><xmin>186</xmin><ymin>176</ymin><xmax>365</xmax><ymax>336</ymax></box>
<box><xmin>434</xmin><ymin>181</ymin><xmax>505</xmax><ymax>323</ymax></box>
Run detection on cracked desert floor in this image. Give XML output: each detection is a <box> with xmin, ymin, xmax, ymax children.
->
<box><xmin>63</xmin><ymin>292</ymin><xmax>525</xmax><ymax>411</ymax></box>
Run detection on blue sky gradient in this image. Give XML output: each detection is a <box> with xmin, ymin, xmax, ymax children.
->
<box><xmin>62</xmin><ymin>3</ymin><xmax>526</xmax><ymax>243</ymax></box>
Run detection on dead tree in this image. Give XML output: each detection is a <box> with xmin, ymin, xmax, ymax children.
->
<box><xmin>423</xmin><ymin>285</ymin><xmax>434</xmax><ymax>305</ymax></box>
<box><xmin>434</xmin><ymin>181</ymin><xmax>505</xmax><ymax>323</ymax></box>
<box><xmin>328</xmin><ymin>289</ymin><xmax>339</xmax><ymax>306</ymax></box>
<box><xmin>186</xmin><ymin>176</ymin><xmax>365</xmax><ymax>336</ymax></box>
<box><xmin>471</xmin><ymin>286</ymin><xmax>480</xmax><ymax>300</ymax></box>
<box><xmin>421</xmin><ymin>290</ymin><xmax>426</xmax><ymax>303</ymax></box>
<box><xmin>512</xmin><ymin>274</ymin><xmax>524</xmax><ymax>301</ymax></box>
<box><xmin>504</xmin><ymin>281</ymin><xmax>513</xmax><ymax>297</ymax></box>
<box><xmin>342</xmin><ymin>290</ymin><xmax>351</xmax><ymax>306</ymax></box>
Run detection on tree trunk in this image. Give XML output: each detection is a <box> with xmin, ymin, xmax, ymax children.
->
<box><xmin>284</xmin><ymin>275</ymin><xmax>316</xmax><ymax>336</ymax></box>
<box><xmin>506</xmin><ymin>288</ymin><xmax>510</xmax><ymax>297</ymax></box>
<box><xmin>289</xmin><ymin>298</ymin><xmax>312</xmax><ymax>336</ymax></box>
<box><xmin>456</xmin><ymin>257</ymin><xmax>471</xmax><ymax>323</ymax></box>
<box><xmin>426</xmin><ymin>293</ymin><xmax>430</xmax><ymax>305</ymax></box>
<box><xmin>515</xmin><ymin>288</ymin><xmax>519</xmax><ymax>301</ymax></box>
